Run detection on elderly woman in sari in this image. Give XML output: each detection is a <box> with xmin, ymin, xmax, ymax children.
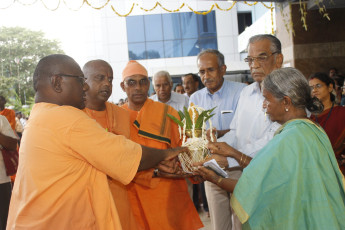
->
<box><xmin>196</xmin><ymin>67</ymin><xmax>345</xmax><ymax>230</ymax></box>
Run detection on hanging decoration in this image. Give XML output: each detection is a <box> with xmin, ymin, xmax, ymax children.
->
<box><xmin>0</xmin><ymin>0</ymin><xmax>331</xmax><ymax>33</ymax></box>
<box><xmin>0</xmin><ymin>1</ymin><xmax>274</xmax><ymax>17</ymax></box>
<box><xmin>0</xmin><ymin>1</ymin><xmax>275</xmax><ymax>34</ymax></box>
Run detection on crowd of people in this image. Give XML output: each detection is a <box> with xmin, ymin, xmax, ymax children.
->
<box><xmin>0</xmin><ymin>34</ymin><xmax>344</xmax><ymax>230</ymax></box>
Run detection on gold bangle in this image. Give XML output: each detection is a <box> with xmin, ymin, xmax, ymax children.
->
<box><xmin>239</xmin><ymin>154</ymin><xmax>244</xmax><ymax>166</ymax></box>
<box><xmin>217</xmin><ymin>177</ymin><xmax>223</xmax><ymax>185</ymax></box>
<box><xmin>243</xmin><ymin>155</ymin><xmax>247</xmax><ymax>166</ymax></box>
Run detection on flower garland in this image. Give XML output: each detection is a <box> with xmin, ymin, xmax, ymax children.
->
<box><xmin>0</xmin><ymin>0</ymin><xmax>331</xmax><ymax>33</ymax></box>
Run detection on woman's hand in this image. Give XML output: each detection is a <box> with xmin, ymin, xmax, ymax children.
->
<box><xmin>208</xmin><ymin>142</ymin><xmax>237</xmax><ymax>158</ymax></box>
<box><xmin>195</xmin><ymin>166</ymin><xmax>221</xmax><ymax>184</ymax></box>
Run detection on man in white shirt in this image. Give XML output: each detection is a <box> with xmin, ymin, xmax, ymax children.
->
<box><xmin>0</xmin><ymin>115</ymin><xmax>18</xmax><ymax>230</ymax></box>
<box><xmin>217</xmin><ymin>34</ymin><xmax>284</xmax><ymax>230</ymax></box>
<box><xmin>150</xmin><ymin>70</ymin><xmax>189</xmax><ymax>111</ymax></box>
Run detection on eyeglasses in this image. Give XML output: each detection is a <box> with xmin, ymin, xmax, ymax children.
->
<box><xmin>309</xmin><ymin>83</ymin><xmax>324</xmax><ymax>90</ymax></box>
<box><xmin>198</xmin><ymin>67</ymin><xmax>220</xmax><ymax>76</ymax></box>
<box><xmin>56</xmin><ymin>74</ymin><xmax>86</xmax><ymax>85</ymax></box>
<box><xmin>124</xmin><ymin>78</ymin><xmax>150</xmax><ymax>88</ymax></box>
<box><xmin>244</xmin><ymin>52</ymin><xmax>278</xmax><ymax>65</ymax></box>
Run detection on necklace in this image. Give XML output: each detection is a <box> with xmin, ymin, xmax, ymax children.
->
<box><xmin>315</xmin><ymin>102</ymin><xmax>334</xmax><ymax>128</ymax></box>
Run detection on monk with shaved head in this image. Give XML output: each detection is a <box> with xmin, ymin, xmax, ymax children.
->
<box><xmin>6</xmin><ymin>54</ymin><xmax>185</xmax><ymax>230</ymax></box>
<box><xmin>83</xmin><ymin>59</ymin><xmax>138</xmax><ymax>230</ymax></box>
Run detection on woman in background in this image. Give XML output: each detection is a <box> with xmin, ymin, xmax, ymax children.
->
<box><xmin>309</xmin><ymin>72</ymin><xmax>345</xmax><ymax>174</ymax></box>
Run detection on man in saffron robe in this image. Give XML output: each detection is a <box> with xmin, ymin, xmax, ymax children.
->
<box><xmin>0</xmin><ymin>96</ymin><xmax>16</xmax><ymax>131</ymax></box>
<box><xmin>6</xmin><ymin>54</ymin><xmax>186</xmax><ymax>230</ymax></box>
<box><xmin>120</xmin><ymin>60</ymin><xmax>203</xmax><ymax>230</ymax></box>
<box><xmin>83</xmin><ymin>59</ymin><xmax>138</xmax><ymax>230</ymax></box>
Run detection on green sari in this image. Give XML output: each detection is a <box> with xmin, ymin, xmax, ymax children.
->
<box><xmin>231</xmin><ymin>119</ymin><xmax>345</xmax><ymax>230</ymax></box>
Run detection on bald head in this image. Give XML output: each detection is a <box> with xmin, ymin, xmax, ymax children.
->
<box><xmin>33</xmin><ymin>54</ymin><xmax>79</xmax><ymax>92</ymax></box>
<box><xmin>83</xmin><ymin>60</ymin><xmax>114</xmax><ymax>111</ymax></box>
<box><xmin>83</xmin><ymin>60</ymin><xmax>112</xmax><ymax>79</ymax></box>
<box><xmin>34</xmin><ymin>54</ymin><xmax>88</xmax><ymax>109</ymax></box>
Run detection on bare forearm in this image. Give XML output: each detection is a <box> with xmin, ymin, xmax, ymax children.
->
<box><xmin>138</xmin><ymin>146</ymin><xmax>168</xmax><ymax>171</ymax></box>
<box><xmin>231</xmin><ymin>149</ymin><xmax>252</xmax><ymax>168</ymax></box>
<box><xmin>0</xmin><ymin>133</ymin><xmax>17</xmax><ymax>150</ymax></box>
<box><xmin>217</xmin><ymin>177</ymin><xmax>238</xmax><ymax>192</ymax></box>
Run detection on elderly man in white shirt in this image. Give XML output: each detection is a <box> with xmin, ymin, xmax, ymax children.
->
<box><xmin>213</xmin><ymin>34</ymin><xmax>284</xmax><ymax>230</ymax></box>
<box><xmin>150</xmin><ymin>70</ymin><xmax>189</xmax><ymax>112</ymax></box>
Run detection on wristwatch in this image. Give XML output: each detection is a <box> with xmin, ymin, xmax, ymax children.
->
<box><xmin>153</xmin><ymin>168</ymin><xmax>159</xmax><ymax>177</ymax></box>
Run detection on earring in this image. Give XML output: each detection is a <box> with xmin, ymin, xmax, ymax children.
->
<box><xmin>285</xmin><ymin>108</ymin><xmax>289</xmax><ymax>112</ymax></box>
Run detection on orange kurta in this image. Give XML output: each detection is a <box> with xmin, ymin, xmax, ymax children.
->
<box><xmin>7</xmin><ymin>103</ymin><xmax>142</xmax><ymax>230</ymax></box>
<box><xmin>0</xmin><ymin>108</ymin><xmax>16</xmax><ymax>131</ymax></box>
<box><xmin>84</xmin><ymin>101</ymin><xmax>138</xmax><ymax>230</ymax></box>
<box><xmin>122</xmin><ymin>99</ymin><xmax>203</xmax><ymax>230</ymax></box>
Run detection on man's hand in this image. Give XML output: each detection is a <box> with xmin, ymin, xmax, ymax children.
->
<box><xmin>156</xmin><ymin>158</ymin><xmax>179</xmax><ymax>174</ymax></box>
<box><xmin>155</xmin><ymin>169</ymin><xmax>193</xmax><ymax>179</ymax></box>
<box><xmin>164</xmin><ymin>147</ymin><xmax>189</xmax><ymax>161</ymax></box>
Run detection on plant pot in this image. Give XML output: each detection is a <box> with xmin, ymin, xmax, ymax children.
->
<box><xmin>185</xmin><ymin>129</ymin><xmax>203</xmax><ymax>138</ymax></box>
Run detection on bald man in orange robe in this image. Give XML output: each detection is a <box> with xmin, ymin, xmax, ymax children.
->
<box><xmin>6</xmin><ymin>54</ymin><xmax>186</xmax><ymax>230</ymax></box>
<box><xmin>83</xmin><ymin>59</ymin><xmax>138</xmax><ymax>230</ymax></box>
<box><xmin>120</xmin><ymin>61</ymin><xmax>203</xmax><ymax>230</ymax></box>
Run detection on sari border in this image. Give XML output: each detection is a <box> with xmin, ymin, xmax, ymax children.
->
<box><xmin>230</xmin><ymin>195</ymin><xmax>249</xmax><ymax>224</ymax></box>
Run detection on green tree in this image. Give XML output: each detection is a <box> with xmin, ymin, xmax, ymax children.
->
<box><xmin>0</xmin><ymin>26</ymin><xmax>64</xmax><ymax>110</ymax></box>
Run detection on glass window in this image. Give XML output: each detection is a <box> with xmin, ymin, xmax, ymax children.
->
<box><xmin>180</xmin><ymin>12</ymin><xmax>198</xmax><ymax>39</ymax></box>
<box><xmin>162</xmin><ymin>14</ymin><xmax>181</xmax><ymax>40</ymax></box>
<box><xmin>128</xmin><ymin>43</ymin><xmax>146</xmax><ymax>60</ymax></box>
<box><xmin>146</xmin><ymin>41</ymin><xmax>164</xmax><ymax>59</ymax></box>
<box><xmin>126</xmin><ymin>16</ymin><xmax>145</xmax><ymax>43</ymax></box>
<box><xmin>198</xmin><ymin>11</ymin><xmax>217</xmax><ymax>38</ymax></box>
<box><xmin>144</xmin><ymin>14</ymin><xmax>163</xmax><ymax>42</ymax></box>
<box><xmin>182</xmin><ymin>39</ymin><xmax>199</xmax><ymax>56</ymax></box>
<box><xmin>199</xmin><ymin>37</ymin><xmax>218</xmax><ymax>50</ymax></box>
<box><xmin>126</xmin><ymin>11</ymin><xmax>217</xmax><ymax>60</ymax></box>
<box><xmin>237</xmin><ymin>12</ymin><xmax>252</xmax><ymax>34</ymax></box>
<box><xmin>164</xmin><ymin>40</ymin><xmax>182</xmax><ymax>58</ymax></box>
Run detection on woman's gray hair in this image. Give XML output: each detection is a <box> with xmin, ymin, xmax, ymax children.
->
<box><xmin>263</xmin><ymin>67</ymin><xmax>323</xmax><ymax>113</ymax></box>
<box><xmin>152</xmin><ymin>70</ymin><xmax>172</xmax><ymax>85</ymax></box>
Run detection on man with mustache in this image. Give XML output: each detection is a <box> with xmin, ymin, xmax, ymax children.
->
<box><xmin>120</xmin><ymin>60</ymin><xmax>203</xmax><ymax>230</ymax></box>
<box><xmin>213</xmin><ymin>34</ymin><xmax>284</xmax><ymax>230</ymax></box>
<box><xmin>189</xmin><ymin>49</ymin><xmax>245</xmax><ymax>230</ymax></box>
<box><xmin>82</xmin><ymin>59</ymin><xmax>138</xmax><ymax>230</ymax></box>
<box><xmin>181</xmin><ymin>73</ymin><xmax>199</xmax><ymax>97</ymax></box>
<box><xmin>6</xmin><ymin>54</ymin><xmax>185</xmax><ymax>230</ymax></box>
<box><xmin>150</xmin><ymin>70</ymin><xmax>189</xmax><ymax>112</ymax></box>
<box><xmin>182</xmin><ymin>73</ymin><xmax>199</xmax><ymax>98</ymax></box>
